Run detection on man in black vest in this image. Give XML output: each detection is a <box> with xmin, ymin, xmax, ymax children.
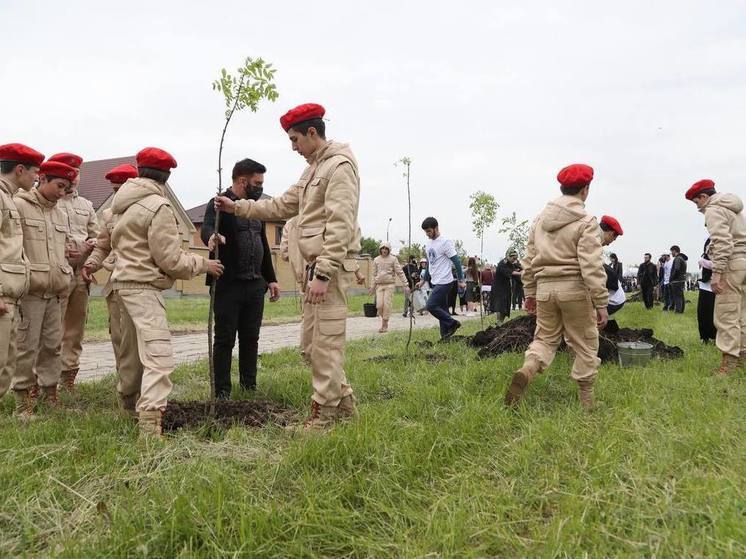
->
<box><xmin>202</xmin><ymin>158</ymin><xmax>280</xmax><ymax>398</ymax></box>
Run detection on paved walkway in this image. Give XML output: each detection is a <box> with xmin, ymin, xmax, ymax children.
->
<box><xmin>78</xmin><ymin>313</ymin><xmax>476</xmax><ymax>383</ymax></box>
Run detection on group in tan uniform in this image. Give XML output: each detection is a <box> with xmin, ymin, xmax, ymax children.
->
<box><xmin>370</xmin><ymin>243</ymin><xmax>409</xmax><ymax>333</ymax></box>
<box><xmin>216</xmin><ymin>102</ymin><xmax>362</xmax><ymax>430</ymax></box>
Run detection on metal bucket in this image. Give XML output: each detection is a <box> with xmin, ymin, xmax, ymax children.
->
<box><xmin>617</xmin><ymin>341</ymin><xmax>653</xmax><ymax>368</ymax></box>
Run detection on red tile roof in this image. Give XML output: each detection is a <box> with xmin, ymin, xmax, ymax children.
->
<box><xmin>185</xmin><ymin>193</ymin><xmax>272</xmax><ymax>225</ymax></box>
<box><xmin>78</xmin><ymin>156</ymin><xmax>136</xmax><ymax>210</ymax></box>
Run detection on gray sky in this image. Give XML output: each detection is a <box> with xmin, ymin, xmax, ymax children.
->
<box><xmin>4</xmin><ymin>0</ymin><xmax>745</xmax><ymax>269</ymax></box>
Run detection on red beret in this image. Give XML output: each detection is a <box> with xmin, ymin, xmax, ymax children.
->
<box><xmin>40</xmin><ymin>161</ymin><xmax>78</xmax><ymax>181</ymax></box>
<box><xmin>0</xmin><ymin>143</ymin><xmax>45</xmax><ymax>166</ymax></box>
<box><xmin>105</xmin><ymin>163</ymin><xmax>138</xmax><ymax>185</ymax></box>
<box><xmin>49</xmin><ymin>152</ymin><xmax>83</xmax><ymax>168</ymax></box>
<box><xmin>685</xmin><ymin>179</ymin><xmax>715</xmax><ymax>201</ymax></box>
<box><xmin>600</xmin><ymin>215</ymin><xmax>623</xmax><ymax>236</ymax></box>
<box><xmin>557</xmin><ymin>163</ymin><xmax>594</xmax><ymax>188</ymax></box>
<box><xmin>280</xmin><ymin>103</ymin><xmax>325</xmax><ymax>131</ymax></box>
<box><xmin>136</xmin><ymin>147</ymin><xmax>177</xmax><ymax>171</ymax></box>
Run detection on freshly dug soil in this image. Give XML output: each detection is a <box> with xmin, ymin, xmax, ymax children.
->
<box><xmin>163</xmin><ymin>400</ymin><xmax>293</xmax><ymax>432</ymax></box>
<box><xmin>367</xmin><ymin>352</ymin><xmax>449</xmax><ymax>364</ymax></box>
<box><xmin>472</xmin><ymin>315</ymin><xmax>683</xmax><ymax>363</ymax></box>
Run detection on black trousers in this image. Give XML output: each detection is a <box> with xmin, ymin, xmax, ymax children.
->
<box><xmin>641</xmin><ymin>285</ymin><xmax>655</xmax><ymax>309</ymax></box>
<box><xmin>697</xmin><ymin>289</ymin><xmax>717</xmax><ymax>342</ymax></box>
<box><xmin>213</xmin><ymin>278</ymin><xmax>266</xmax><ymax>398</ymax></box>
<box><xmin>669</xmin><ymin>282</ymin><xmax>685</xmax><ymax>313</ymax></box>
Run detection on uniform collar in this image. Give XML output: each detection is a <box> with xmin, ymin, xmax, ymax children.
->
<box><xmin>33</xmin><ymin>187</ymin><xmax>58</xmax><ymax>208</ymax></box>
<box><xmin>0</xmin><ymin>176</ymin><xmax>19</xmax><ymax>197</ymax></box>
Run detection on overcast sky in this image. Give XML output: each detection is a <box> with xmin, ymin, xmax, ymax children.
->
<box><xmin>4</xmin><ymin>0</ymin><xmax>745</xmax><ymax>270</ymax></box>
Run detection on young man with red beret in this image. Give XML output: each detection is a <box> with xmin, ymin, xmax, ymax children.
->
<box><xmin>599</xmin><ymin>215</ymin><xmax>625</xmax><ymax>318</ymax></box>
<box><xmin>216</xmin><ymin>103</ymin><xmax>362</xmax><ymax>431</ymax></box>
<box><xmin>0</xmin><ymin>143</ymin><xmax>43</xmax><ymax>402</ymax></box>
<box><xmin>12</xmin><ymin>160</ymin><xmax>78</xmax><ymax>416</ymax></box>
<box><xmin>505</xmin><ymin>163</ymin><xmax>608</xmax><ymax>410</ymax></box>
<box><xmin>686</xmin><ymin>179</ymin><xmax>746</xmax><ymax>375</ymax></box>
<box><xmin>52</xmin><ymin>153</ymin><xmax>100</xmax><ymax>392</ymax></box>
<box><xmin>100</xmin><ymin>148</ymin><xmax>223</xmax><ymax>435</ymax></box>
<box><xmin>82</xmin><ymin>163</ymin><xmax>138</xmax><ymax>408</ymax></box>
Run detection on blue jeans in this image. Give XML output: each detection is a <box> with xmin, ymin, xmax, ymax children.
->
<box><xmin>427</xmin><ymin>283</ymin><xmax>459</xmax><ymax>337</ymax></box>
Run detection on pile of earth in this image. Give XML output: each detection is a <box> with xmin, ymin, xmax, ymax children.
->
<box><xmin>470</xmin><ymin>315</ymin><xmax>683</xmax><ymax>363</ymax></box>
<box><xmin>163</xmin><ymin>399</ymin><xmax>293</xmax><ymax>432</ymax></box>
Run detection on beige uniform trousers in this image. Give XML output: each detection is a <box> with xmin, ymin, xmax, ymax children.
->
<box><xmin>0</xmin><ymin>302</ymin><xmax>19</xmax><ymax>398</ymax></box>
<box><xmin>375</xmin><ymin>284</ymin><xmax>395</xmax><ymax>320</ymax></box>
<box><xmin>714</xmin><ymin>258</ymin><xmax>746</xmax><ymax>357</ymax></box>
<box><xmin>13</xmin><ymin>295</ymin><xmax>63</xmax><ymax>389</ymax></box>
<box><xmin>116</xmin><ymin>289</ymin><xmax>174</xmax><ymax>412</ymax></box>
<box><xmin>60</xmin><ymin>273</ymin><xmax>89</xmax><ymax>371</ymax></box>
<box><xmin>522</xmin><ymin>279</ymin><xmax>600</xmax><ymax>382</ymax></box>
<box><xmin>303</xmin><ymin>269</ymin><xmax>355</xmax><ymax>406</ymax></box>
<box><xmin>106</xmin><ymin>289</ymin><xmax>123</xmax><ymax>373</ymax></box>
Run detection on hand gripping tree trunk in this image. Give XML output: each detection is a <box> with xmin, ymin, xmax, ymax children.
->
<box><xmin>208</xmin><ymin>58</ymin><xmax>278</xmax><ymax>412</ymax></box>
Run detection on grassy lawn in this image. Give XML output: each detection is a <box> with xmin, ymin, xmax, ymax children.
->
<box><xmin>2</xmin><ymin>301</ymin><xmax>745</xmax><ymax>556</ymax></box>
<box><xmin>84</xmin><ymin>292</ymin><xmax>405</xmax><ymax>341</ymax></box>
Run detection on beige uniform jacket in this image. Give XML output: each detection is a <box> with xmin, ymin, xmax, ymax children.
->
<box><xmin>108</xmin><ymin>177</ymin><xmax>208</xmax><ymax>289</ymax></box>
<box><xmin>86</xmin><ymin>208</ymin><xmax>115</xmax><ymax>272</ymax></box>
<box><xmin>280</xmin><ymin>216</ymin><xmax>306</xmax><ymax>284</ymax></box>
<box><xmin>58</xmin><ymin>191</ymin><xmax>99</xmax><ymax>268</ymax></box>
<box><xmin>522</xmin><ymin>195</ymin><xmax>608</xmax><ymax>308</ymax></box>
<box><xmin>0</xmin><ymin>177</ymin><xmax>30</xmax><ymax>302</ymax></box>
<box><xmin>372</xmin><ymin>253</ymin><xmax>407</xmax><ymax>286</ymax></box>
<box><xmin>701</xmin><ymin>193</ymin><xmax>746</xmax><ymax>273</ymax></box>
<box><xmin>13</xmin><ymin>188</ymin><xmax>72</xmax><ymax>298</ymax></box>
<box><xmin>233</xmin><ymin>141</ymin><xmax>362</xmax><ymax>280</ymax></box>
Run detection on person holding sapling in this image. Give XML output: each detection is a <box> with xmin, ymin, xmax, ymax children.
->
<box><xmin>216</xmin><ymin>103</ymin><xmax>362</xmax><ymax>431</ymax></box>
<box><xmin>505</xmin><ymin>163</ymin><xmax>608</xmax><ymax>411</ymax></box>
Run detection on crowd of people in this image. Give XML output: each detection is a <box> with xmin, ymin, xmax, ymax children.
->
<box><xmin>2</xmin><ymin>106</ymin><xmax>744</xmax><ymax>436</ymax></box>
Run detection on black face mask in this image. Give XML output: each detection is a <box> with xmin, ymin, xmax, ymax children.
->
<box><xmin>246</xmin><ymin>186</ymin><xmax>263</xmax><ymax>201</ymax></box>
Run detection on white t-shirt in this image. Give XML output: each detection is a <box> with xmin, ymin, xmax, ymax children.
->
<box><xmin>663</xmin><ymin>260</ymin><xmax>673</xmax><ymax>284</ymax></box>
<box><xmin>425</xmin><ymin>236</ymin><xmax>457</xmax><ymax>285</ymax></box>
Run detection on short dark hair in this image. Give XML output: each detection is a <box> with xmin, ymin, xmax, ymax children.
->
<box><xmin>232</xmin><ymin>158</ymin><xmax>266</xmax><ymax>180</ymax></box>
<box><xmin>0</xmin><ymin>161</ymin><xmax>31</xmax><ymax>174</ymax></box>
<box><xmin>610</xmin><ymin>253</ymin><xmax>618</xmax><ymax>260</ymax></box>
<box><xmin>138</xmin><ymin>167</ymin><xmax>171</xmax><ymax>184</ymax></box>
<box><xmin>290</xmin><ymin>118</ymin><xmax>326</xmax><ymax>139</ymax></box>
<box><xmin>599</xmin><ymin>222</ymin><xmax>613</xmax><ymax>233</ymax></box>
<box><xmin>699</xmin><ymin>188</ymin><xmax>717</xmax><ymax>197</ymax></box>
<box><xmin>560</xmin><ymin>184</ymin><xmax>587</xmax><ymax>195</ymax></box>
<box><xmin>670</xmin><ymin>245</ymin><xmax>680</xmax><ymax>253</ymax></box>
<box><xmin>644</xmin><ymin>252</ymin><xmax>651</xmax><ymax>258</ymax></box>
<box><xmin>421</xmin><ymin>217</ymin><xmax>438</xmax><ymax>229</ymax></box>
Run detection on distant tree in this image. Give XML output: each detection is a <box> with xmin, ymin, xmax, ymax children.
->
<box><xmin>360</xmin><ymin>236</ymin><xmax>383</xmax><ymax>256</ymax></box>
<box><xmin>469</xmin><ymin>191</ymin><xmax>499</xmax><ymax>257</ymax></box>
<box><xmin>498</xmin><ymin>212</ymin><xmax>530</xmax><ymax>257</ymax></box>
<box><xmin>453</xmin><ymin>239</ymin><xmax>468</xmax><ymax>263</ymax></box>
<box><xmin>398</xmin><ymin>243</ymin><xmax>425</xmax><ymax>262</ymax></box>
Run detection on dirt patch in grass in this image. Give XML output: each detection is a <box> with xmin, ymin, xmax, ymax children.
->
<box><xmin>366</xmin><ymin>352</ymin><xmax>449</xmax><ymax>364</ymax></box>
<box><xmin>163</xmin><ymin>400</ymin><xmax>294</xmax><ymax>432</ymax></box>
<box><xmin>472</xmin><ymin>315</ymin><xmax>683</xmax><ymax>362</ymax></box>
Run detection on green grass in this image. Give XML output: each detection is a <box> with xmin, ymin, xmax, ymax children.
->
<box><xmin>84</xmin><ymin>292</ymin><xmax>405</xmax><ymax>341</ymax></box>
<box><xmin>2</xmin><ymin>302</ymin><xmax>745</xmax><ymax>557</ymax></box>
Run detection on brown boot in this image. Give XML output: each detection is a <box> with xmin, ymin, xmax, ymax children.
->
<box><xmin>39</xmin><ymin>386</ymin><xmax>59</xmax><ymax>408</ymax></box>
<box><xmin>504</xmin><ymin>360</ymin><xmax>539</xmax><ymax>407</ymax></box>
<box><xmin>338</xmin><ymin>394</ymin><xmax>359</xmax><ymax>419</ymax></box>
<box><xmin>714</xmin><ymin>353</ymin><xmax>739</xmax><ymax>376</ymax></box>
<box><xmin>119</xmin><ymin>393</ymin><xmax>139</xmax><ymax>418</ymax></box>
<box><xmin>288</xmin><ymin>400</ymin><xmax>338</xmax><ymax>433</ymax></box>
<box><xmin>738</xmin><ymin>351</ymin><xmax>746</xmax><ymax>370</ymax></box>
<box><xmin>138</xmin><ymin>410</ymin><xmax>163</xmax><ymax>438</ymax></box>
<box><xmin>13</xmin><ymin>389</ymin><xmax>36</xmax><ymax>419</ymax></box>
<box><xmin>577</xmin><ymin>378</ymin><xmax>596</xmax><ymax>411</ymax></box>
<box><xmin>60</xmin><ymin>369</ymin><xmax>79</xmax><ymax>393</ymax></box>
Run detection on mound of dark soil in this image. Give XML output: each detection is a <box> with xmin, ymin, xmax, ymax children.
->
<box><xmin>472</xmin><ymin>315</ymin><xmax>683</xmax><ymax>363</ymax></box>
<box><xmin>163</xmin><ymin>399</ymin><xmax>293</xmax><ymax>432</ymax></box>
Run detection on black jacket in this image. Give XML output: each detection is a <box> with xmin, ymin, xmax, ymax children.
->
<box><xmin>637</xmin><ymin>261</ymin><xmax>657</xmax><ymax>288</ymax></box>
<box><xmin>701</xmin><ymin>239</ymin><xmax>713</xmax><ymax>283</ymax></box>
<box><xmin>201</xmin><ymin>190</ymin><xmax>277</xmax><ymax>287</ymax></box>
<box><xmin>670</xmin><ymin>253</ymin><xmax>688</xmax><ymax>283</ymax></box>
<box><xmin>604</xmin><ymin>263</ymin><xmax>619</xmax><ymax>291</ymax></box>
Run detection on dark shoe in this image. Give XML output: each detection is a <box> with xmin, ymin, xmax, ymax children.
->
<box><xmin>216</xmin><ymin>391</ymin><xmax>231</xmax><ymax>400</ymax></box>
<box><xmin>441</xmin><ymin>320</ymin><xmax>461</xmax><ymax>340</ymax></box>
<box><xmin>239</xmin><ymin>384</ymin><xmax>257</xmax><ymax>392</ymax></box>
